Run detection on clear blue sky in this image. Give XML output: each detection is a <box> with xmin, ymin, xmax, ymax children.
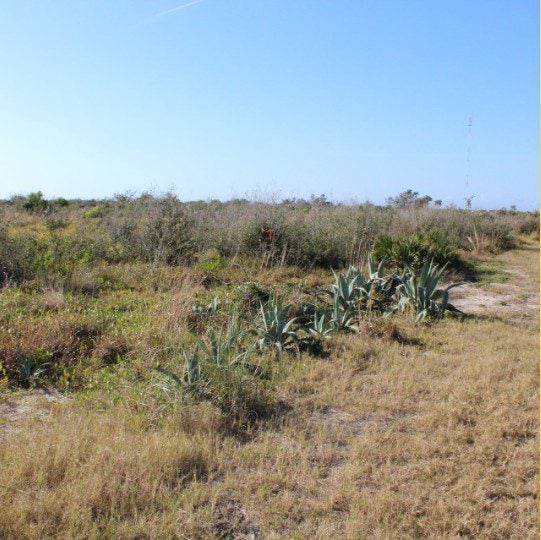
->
<box><xmin>0</xmin><ymin>0</ymin><xmax>538</xmax><ymax>209</ymax></box>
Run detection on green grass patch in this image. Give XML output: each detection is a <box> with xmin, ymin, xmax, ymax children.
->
<box><xmin>475</xmin><ymin>265</ymin><xmax>511</xmax><ymax>285</ymax></box>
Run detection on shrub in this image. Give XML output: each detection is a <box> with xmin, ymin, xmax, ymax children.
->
<box><xmin>104</xmin><ymin>194</ymin><xmax>197</xmax><ymax>265</ymax></box>
<box><xmin>22</xmin><ymin>191</ymin><xmax>49</xmax><ymax>213</ymax></box>
<box><xmin>518</xmin><ymin>215</ymin><xmax>540</xmax><ymax>235</ymax></box>
<box><xmin>53</xmin><ymin>197</ymin><xmax>69</xmax><ymax>208</ymax></box>
<box><xmin>373</xmin><ymin>231</ymin><xmax>466</xmax><ymax>273</ymax></box>
<box><xmin>84</xmin><ymin>205</ymin><xmax>105</xmax><ymax>219</ymax></box>
<box><xmin>0</xmin><ymin>230</ymin><xmax>117</xmax><ymax>285</ymax></box>
<box><xmin>1</xmin><ymin>193</ymin><xmax>525</xmax><ymax>275</ymax></box>
<box><xmin>46</xmin><ymin>216</ymin><xmax>68</xmax><ymax>231</ymax></box>
<box><xmin>197</xmin><ymin>250</ymin><xmax>223</xmax><ymax>272</ymax></box>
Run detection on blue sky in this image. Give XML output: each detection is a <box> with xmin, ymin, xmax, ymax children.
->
<box><xmin>0</xmin><ymin>1</ymin><xmax>538</xmax><ymax>209</ymax></box>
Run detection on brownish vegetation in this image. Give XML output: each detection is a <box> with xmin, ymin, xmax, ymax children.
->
<box><xmin>0</xmin><ymin>193</ymin><xmax>538</xmax><ymax>538</ymax></box>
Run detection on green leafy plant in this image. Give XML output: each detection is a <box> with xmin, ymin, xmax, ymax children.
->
<box><xmin>373</xmin><ymin>232</ymin><xmax>463</xmax><ymax>273</ymax></box>
<box><xmin>331</xmin><ymin>266</ymin><xmax>364</xmax><ymax>310</ymax></box>
<box><xmin>192</xmin><ymin>296</ymin><xmax>220</xmax><ymax>319</ymax></box>
<box><xmin>256</xmin><ymin>295</ymin><xmax>298</xmax><ymax>355</ymax></box>
<box><xmin>84</xmin><ymin>205</ymin><xmax>104</xmax><ymax>219</ymax></box>
<box><xmin>15</xmin><ymin>352</ymin><xmax>51</xmax><ymax>388</ymax></box>
<box><xmin>307</xmin><ymin>311</ymin><xmax>333</xmax><ymax>341</ymax></box>
<box><xmin>297</xmin><ymin>311</ymin><xmax>334</xmax><ymax>354</ymax></box>
<box><xmin>329</xmin><ymin>294</ymin><xmax>358</xmax><ymax>332</ymax></box>
<box><xmin>154</xmin><ymin>338</ymin><xmax>269</xmax><ymax>425</ymax></box>
<box><xmin>394</xmin><ymin>260</ymin><xmax>464</xmax><ymax>322</ymax></box>
<box><xmin>198</xmin><ymin>252</ymin><xmax>223</xmax><ymax>272</ymax></box>
<box><xmin>329</xmin><ymin>255</ymin><xmax>397</xmax><ymax>320</ymax></box>
<box><xmin>200</xmin><ymin>317</ymin><xmax>248</xmax><ymax>367</ymax></box>
<box><xmin>22</xmin><ymin>191</ymin><xmax>49</xmax><ymax>213</ymax></box>
<box><xmin>154</xmin><ymin>345</ymin><xmax>202</xmax><ymax>394</ymax></box>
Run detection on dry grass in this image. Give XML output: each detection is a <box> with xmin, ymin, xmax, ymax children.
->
<box><xmin>0</xmin><ymin>405</ymin><xmax>221</xmax><ymax>538</ymax></box>
<box><xmin>0</xmin><ymin>242</ymin><xmax>538</xmax><ymax>538</ymax></box>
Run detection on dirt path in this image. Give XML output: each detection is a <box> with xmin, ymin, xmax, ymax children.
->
<box><xmin>451</xmin><ymin>239</ymin><xmax>539</xmax><ymax>317</ymax></box>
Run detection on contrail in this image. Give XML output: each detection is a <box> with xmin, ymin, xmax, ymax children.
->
<box><xmin>157</xmin><ymin>0</ymin><xmax>206</xmax><ymax>17</ymax></box>
<box><xmin>136</xmin><ymin>0</ymin><xmax>206</xmax><ymax>27</ymax></box>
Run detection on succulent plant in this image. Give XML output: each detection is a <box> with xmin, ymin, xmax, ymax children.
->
<box><xmin>394</xmin><ymin>260</ymin><xmax>464</xmax><ymax>322</ymax></box>
<box><xmin>256</xmin><ymin>294</ymin><xmax>298</xmax><ymax>355</ymax></box>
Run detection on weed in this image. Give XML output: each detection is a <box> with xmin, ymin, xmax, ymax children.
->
<box><xmin>475</xmin><ymin>266</ymin><xmax>510</xmax><ymax>285</ymax></box>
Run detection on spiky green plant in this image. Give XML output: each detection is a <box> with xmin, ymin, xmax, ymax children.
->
<box><xmin>329</xmin><ymin>255</ymin><xmax>396</xmax><ymax>323</ymax></box>
<box><xmin>256</xmin><ymin>294</ymin><xmax>298</xmax><ymax>355</ymax></box>
<box><xmin>15</xmin><ymin>354</ymin><xmax>50</xmax><ymax>388</ymax></box>
<box><xmin>192</xmin><ymin>296</ymin><xmax>220</xmax><ymax>318</ymax></box>
<box><xmin>296</xmin><ymin>310</ymin><xmax>333</xmax><ymax>354</ymax></box>
<box><xmin>330</xmin><ymin>294</ymin><xmax>358</xmax><ymax>332</ymax></box>
<box><xmin>394</xmin><ymin>260</ymin><xmax>464</xmax><ymax>322</ymax></box>
<box><xmin>154</xmin><ymin>345</ymin><xmax>202</xmax><ymax>394</ymax></box>
<box><xmin>307</xmin><ymin>311</ymin><xmax>333</xmax><ymax>341</ymax></box>
<box><xmin>200</xmin><ymin>316</ymin><xmax>248</xmax><ymax>367</ymax></box>
<box><xmin>357</xmin><ymin>255</ymin><xmax>396</xmax><ymax>313</ymax></box>
<box><xmin>373</xmin><ymin>232</ymin><xmax>463</xmax><ymax>272</ymax></box>
<box><xmin>183</xmin><ymin>345</ymin><xmax>202</xmax><ymax>384</ymax></box>
<box><xmin>331</xmin><ymin>266</ymin><xmax>363</xmax><ymax>310</ymax></box>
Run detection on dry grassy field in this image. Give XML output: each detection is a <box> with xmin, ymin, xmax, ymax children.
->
<box><xmin>1</xmin><ymin>0</ymin><xmax>537</xmax><ymax>535</ymax></box>
<box><xmin>0</xmin><ymin>197</ymin><xmax>538</xmax><ymax>539</ymax></box>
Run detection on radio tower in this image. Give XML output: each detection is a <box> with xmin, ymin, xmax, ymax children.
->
<box><xmin>465</xmin><ymin>117</ymin><xmax>473</xmax><ymax>209</ymax></box>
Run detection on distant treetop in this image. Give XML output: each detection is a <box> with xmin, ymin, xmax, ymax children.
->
<box><xmin>385</xmin><ymin>189</ymin><xmax>433</xmax><ymax>208</ymax></box>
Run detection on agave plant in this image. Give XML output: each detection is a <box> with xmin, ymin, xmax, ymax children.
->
<box><xmin>330</xmin><ymin>255</ymin><xmax>396</xmax><ymax>320</ymax></box>
<box><xmin>331</xmin><ymin>266</ymin><xmax>364</xmax><ymax>310</ymax></box>
<box><xmin>394</xmin><ymin>260</ymin><xmax>463</xmax><ymax>322</ymax></box>
<box><xmin>256</xmin><ymin>294</ymin><xmax>298</xmax><ymax>355</ymax></box>
<box><xmin>192</xmin><ymin>296</ymin><xmax>220</xmax><ymax>318</ymax></box>
<box><xmin>330</xmin><ymin>294</ymin><xmax>358</xmax><ymax>332</ymax></box>
<box><xmin>307</xmin><ymin>311</ymin><xmax>334</xmax><ymax>341</ymax></box>
<box><xmin>16</xmin><ymin>354</ymin><xmax>50</xmax><ymax>388</ymax></box>
<box><xmin>365</xmin><ymin>253</ymin><xmax>387</xmax><ymax>281</ymax></box>
<box><xmin>200</xmin><ymin>316</ymin><xmax>248</xmax><ymax>367</ymax></box>
<box><xmin>154</xmin><ymin>344</ymin><xmax>202</xmax><ymax>394</ymax></box>
<box><xmin>356</xmin><ymin>256</ymin><xmax>392</xmax><ymax>308</ymax></box>
<box><xmin>294</xmin><ymin>310</ymin><xmax>334</xmax><ymax>355</ymax></box>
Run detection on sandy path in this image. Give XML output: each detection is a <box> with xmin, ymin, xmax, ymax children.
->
<box><xmin>451</xmin><ymin>240</ymin><xmax>539</xmax><ymax>317</ymax></box>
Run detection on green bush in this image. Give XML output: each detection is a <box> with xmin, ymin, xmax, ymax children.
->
<box><xmin>1</xmin><ymin>193</ymin><xmax>526</xmax><ymax>276</ymax></box>
<box><xmin>373</xmin><ymin>231</ymin><xmax>467</xmax><ymax>273</ymax></box>
<box><xmin>104</xmin><ymin>194</ymin><xmax>196</xmax><ymax>265</ymax></box>
<box><xmin>46</xmin><ymin>216</ymin><xmax>68</xmax><ymax>231</ymax></box>
<box><xmin>84</xmin><ymin>205</ymin><xmax>105</xmax><ymax>219</ymax></box>
<box><xmin>53</xmin><ymin>197</ymin><xmax>69</xmax><ymax>208</ymax></box>
<box><xmin>198</xmin><ymin>250</ymin><xmax>223</xmax><ymax>272</ymax></box>
<box><xmin>22</xmin><ymin>191</ymin><xmax>48</xmax><ymax>213</ymax></box>
<box><xmin>0</xmin><ymin>230</ymin><xmax>119</xmax><ymax>285</ymax></box>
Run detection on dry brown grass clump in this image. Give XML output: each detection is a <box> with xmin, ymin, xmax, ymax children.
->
<box><xmin>0</xmin><ymin>315</ymin><xmax>102</xmax><ymax>375</ymax></box>
<box><xmin>41</xmin><ymin>288</ymin><xmax>65</xmax><ymax>311</ymax></box>
<box><xmin>0</xmin><ymin>404</ymin><xmax>222</xmax><ymax>538</ymax></box>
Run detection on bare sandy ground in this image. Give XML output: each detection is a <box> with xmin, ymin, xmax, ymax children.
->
<box><xmin>451</xmin><ymin>242</ymin><xmax>539</xmax><ymax>317</ymax></box>
<box><xmin>0</xmin><ymin>390</ymin><xmax>68</xmax><ymax>438</ymax></box>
